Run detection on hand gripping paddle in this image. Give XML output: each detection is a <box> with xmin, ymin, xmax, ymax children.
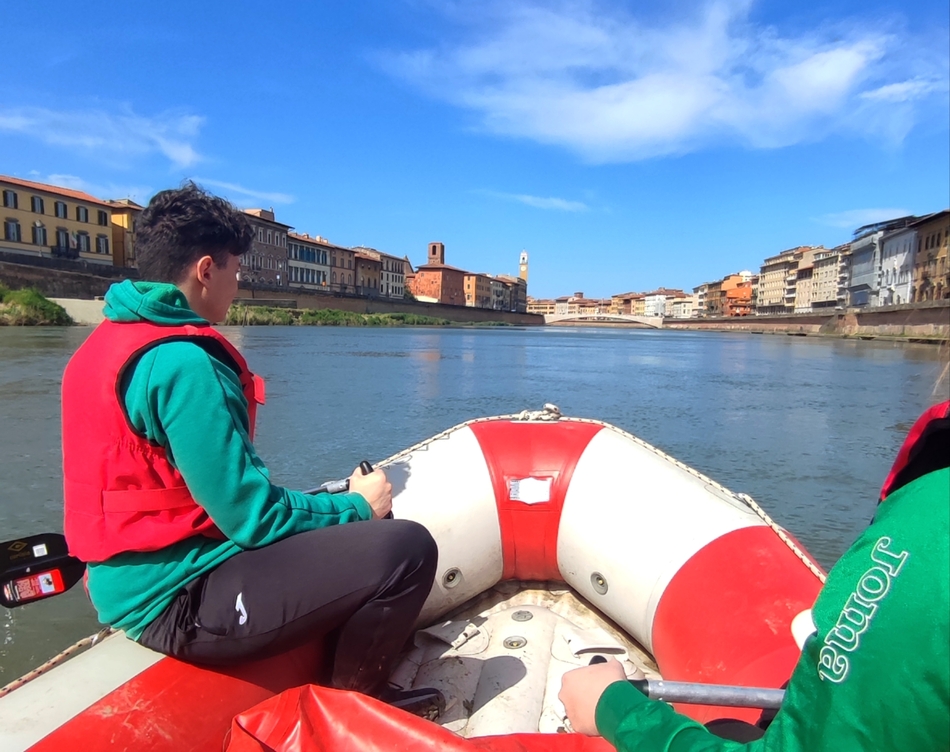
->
<box><xmin>309</xmin><ymin>460</ymin><xmax>393</xmax><ymax>519</ymax></box>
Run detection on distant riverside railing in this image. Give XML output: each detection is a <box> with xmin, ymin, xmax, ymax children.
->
<box><xmin>0</xmin><ymin>248</ymin><xmax>138</xmax><ymax>279</ymax></box>
<box><xmin>544</xmin><ymin>312</ymin><xmax>663</xmax><ymax>328</ymax></box>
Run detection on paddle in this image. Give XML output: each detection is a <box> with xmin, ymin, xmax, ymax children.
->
<box><xmin>629</xmin><ymin>678</ymin><xmax>784</xmax><ymax>709</ymax></box>
<box><xmin>588</xmin><ymin>655</ymin><xmax>784</xmax><ymax>709</ymax></box>
<box><xmin>309</xmin><ymin>460</ymin><xmax>394</xmax><ymax>520</ymax></box>
<box><xmin>307</xmin><ymin>460</ymin><xmax>375</xmax><ymax>495</ymax></box>
<box><xmin>2</xmin><ymin>461</ymin><xmax>388</xmax><ymax>611</ymax></box>
<box><xmin>1</xmin><ymin>533</ymin><xmax>85</xmax><ymax>609</ymax></box>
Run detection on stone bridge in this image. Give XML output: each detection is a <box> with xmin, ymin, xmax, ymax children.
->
<box><xmin>543</xmin><ymin>313</ymin><xmax>663</xmax><ymax>328</ymax></box>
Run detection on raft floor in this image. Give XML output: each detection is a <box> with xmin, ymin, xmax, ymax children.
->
<box><xmin>390</xmin><ymin>581</ymin><xmax>660</xmax><ymax>737</ymax></box>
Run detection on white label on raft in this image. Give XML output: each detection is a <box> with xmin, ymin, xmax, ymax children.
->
<box><xmin>32</xmin><ymin>544</ymin><xmax>48</xmax><ymax>558</ymax></box>
<box><xmin>508</xmin><ymin>477</ymin><xmax>552</xmax><ymax>504</ymax></box>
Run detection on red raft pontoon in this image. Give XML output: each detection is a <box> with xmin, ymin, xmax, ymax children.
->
<box><xmin>0</xmin><ymin>410</ymin><xmax>824</xmax><ymax>751</ymax></box>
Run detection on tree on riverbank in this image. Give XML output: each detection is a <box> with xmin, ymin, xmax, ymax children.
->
<box><xmin>0</xmin><ymin>285</ymin><xmax>72</xmax><ymax>325</ymax></box>
<box><xmin>225</xmin><ymin>304</ymin><xmax>510</xmax><ymax>327</ymax></box>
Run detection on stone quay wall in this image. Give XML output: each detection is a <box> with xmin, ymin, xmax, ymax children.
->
<box><xmin>0</xmin><ymin>257</ymin><xmax>543</xmax><ymax>326</ymax></box>
<box><xmin>664</xmin><ymin>301</ymin><xmax>949</xmax><ymax>340</ymax></box>
<box><xmin>233</xmin><ymin>288</ymin><xmax>542</xmax><ymax>325</ymax></box>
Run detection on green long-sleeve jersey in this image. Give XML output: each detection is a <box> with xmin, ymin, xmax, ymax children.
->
<box><xmin>596</xmin><ymin>466</ymin><xmax>950</xmax><ymax>752</ymax></box>
<box><xmin>84</xmin><ymin>280</ymin><xmax>372</xmax><ymax>639</ymax></box>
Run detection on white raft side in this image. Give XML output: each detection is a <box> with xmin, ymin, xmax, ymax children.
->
<box><xmin>0</xmin><ymin>632</ymin><xmax>162</xmax><ymax>752</ymax></box>
<box><xmin>557</xmin><ymin>426</ymin><xmax>763</xmax><ymax>654</ymax></box>
<box><xmin>385</xmin><ymin>425</ymin><xmax>504</xmax><ymax>626</ymax></box>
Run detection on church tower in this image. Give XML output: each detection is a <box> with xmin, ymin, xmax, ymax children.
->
<box><xmin>519</xmin><ymin>250</ymin><xmax>529</xmax><ymax>284</ymax></box>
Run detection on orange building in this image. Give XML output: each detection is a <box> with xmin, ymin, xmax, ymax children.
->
<box><xmin>464</xmin><ymin>273</ymin><xmax>493</xmax><ymax>308</ymax></box>
<box><xmin>406</xmin><ymin>242</ymin><xmax>466</xmax><ymax>306</ymax></box>
<box><xmin>724</xmin><ymin>282</ymin><xmax>754</xmax><ymax>315</ymax></box>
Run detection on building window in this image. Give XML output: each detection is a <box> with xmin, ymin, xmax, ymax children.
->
<box><xmin>258</xmin><ymin>228</ymin><xmax>263</xmax><ymax>242</ymax></box>
<box><xmin>4</xmin><ymin>219</ymin><xmax>21</xmax><ymax>242</ymax></box>
<box><xmin>2</xmin><ymin>190</ymin><xmax>17</xmax><ymax>209</ymax></box>
<box><xmin>32</xmin><ymin>224</ymin><xmax>47</xmax><ymax>246</ymax></box>
<box><xmin>55</xmin><ymin>201</ymin><xmax>67</xmax><ymax>218</ymax></box>
<box><xmin>56</xmin><ymin>228</ymin><xmax>69</xmax><ymax>248</ymax></box>
<box><xmin>96</xmin><ymin>234</ymin><xmax>110</xmax><ymax>254</ymax></box>
<box><xmin>97</xmin><ymin>210</ymin><xmax>108</xmax><ymax>226</ymax></box>
<box><xmin>76</xmin><ymin>206</ymin><xmax>89</xmax><ymax>223</ymax></box>
<box><xmin>31</xmin><ymin>196</ymin><xmax>45</xmax><ymax>214</ymax></box>
<box><xmin>77</xmin><ymin>232</ymin><xmax>90</xmax><ymax>252</ymax></box>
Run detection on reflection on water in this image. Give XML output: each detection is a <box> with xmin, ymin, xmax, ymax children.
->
<box><xmin>0</xmin><ymin>324</ymin><xmax>944</xmax><ymax>681</ymax></box>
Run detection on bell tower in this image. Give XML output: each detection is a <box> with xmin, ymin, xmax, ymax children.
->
<box><xmin>519</xmin><ymin>250</ymin><xmax>529</xmax><ymax>284</ymax></box>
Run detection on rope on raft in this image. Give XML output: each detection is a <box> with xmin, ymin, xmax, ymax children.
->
<box><xmin>0</xmin><ymin>627</ymin><xmax>115</xmax><ymax>699</ymax></box>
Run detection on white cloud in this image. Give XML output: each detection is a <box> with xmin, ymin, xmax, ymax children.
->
<box><xmin>382</xmin><ymin>1</ymin><xmax>949</xmax><ymax>161</ymax></box>
<box><xmin>192</xmin><ymin>178</ymin><xmax>295</xmax><ymax>206</ymax></box>
<box><xmin>45</xmin><ymin>174</ymin><xmax>153</xmax><ymax>204</ymax></box>
<box><xmin>817</xmin><ymin>208</ymin><xmax>913</xmax><ymax>229</ymax></box>
<box><xmin>0</xmin><ymin>106</ymin><xmax>203</xmax><ymax>168</ymax></box>
<box><xmin>860</xmin><ymin>78</ymin><xmax>947</xmax><ymax>103</ymax></box>
<box><xmin>483</xmin><ymin>190</ymin><xmax>588</xmax><ymax>211</ymax></box>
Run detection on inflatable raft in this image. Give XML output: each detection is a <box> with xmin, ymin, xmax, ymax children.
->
<box><xmin>0</xmin><ymin>409</ymin><xmax>824</xmax><ymax>751</ymax></box>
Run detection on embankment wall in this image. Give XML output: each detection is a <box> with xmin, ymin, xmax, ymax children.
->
<box><xmin>664</xmin><ymin>302</ymin><xmax>949</xmax><ymax>340</ymax></box>
<box><xmin>233</xmin><ymin>288</ymin><xmax>542</xmax><ymax>325</ymax></box>
<box><xmin>0</xmin><ymin>258</ymin><xmax>543</xmax><ymax>326</ymax></box>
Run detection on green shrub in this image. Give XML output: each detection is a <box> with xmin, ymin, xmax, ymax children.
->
<box><xmin>0</xmin><ymin>286</ymin><xmax>73</xmax><ymax>326</ymax></box>
<box><xmin>226</xmin><ymin>305</ymin><xmax>295</xmax><ymax>326</ymax></box>
<box><xmin>226</xmin><ymin>303</ymin><xmax>470</xmax><ymax>328</ymax></box>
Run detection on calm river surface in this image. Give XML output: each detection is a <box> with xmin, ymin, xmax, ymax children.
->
<box><xmin>1</xmin><ymin>325</ymin><xmax>945</xmax><ymax>681</ymax></box>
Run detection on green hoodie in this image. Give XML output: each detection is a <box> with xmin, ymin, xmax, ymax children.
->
<box><xmin>594</xmin><ymin>467</ymin><xmax>950</xmax><ymax>752</ymax></box>
<box><xmin>85</xmin><ymin>280</ymin><xmax>372</xmax><ymax>639</ymax></box>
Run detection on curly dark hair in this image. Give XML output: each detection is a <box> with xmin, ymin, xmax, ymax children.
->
<box><xmin>135</xmin><ymin>182</ymin><xmax>254</xmax><ymax>283</ymax></box>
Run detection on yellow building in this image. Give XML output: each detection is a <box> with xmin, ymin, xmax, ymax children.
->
<box><xmin>912</xmin><ymin>210</ymin><xmax>950</xmax><ymax>302</ymax></box>
<box><xmin>527</xmin><ymin>297</ymin><xmax>556</xmax><ymax>315</ymax></box>
<box><xmin>610</xmin><ymin>292</ymin><xmax>638</xmax><ymax>314</ymax></box>
<box><xmin>104</xmin><ymin>199</ymin><xmax>143</xmax><ymax>268</ymax></box>
<box><xmin>1</xmin><ymin>175</ymin><xmax>115</xmax><ymax>265</ymax></box>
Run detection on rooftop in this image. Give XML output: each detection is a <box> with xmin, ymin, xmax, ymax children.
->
<box><xmin>0</xmin><ymin>174</ymin><xmax>114</xmax><ymax>208</ymax></box>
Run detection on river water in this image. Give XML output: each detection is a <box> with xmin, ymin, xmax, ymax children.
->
<box><xmin>0</xmin><ymin>325</ymin><xmax>945</xmax><ymax>682</ymax></box>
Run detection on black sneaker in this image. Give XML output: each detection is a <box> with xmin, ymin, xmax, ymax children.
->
<box><xmin>376</xmin><ymin>685</ymin><xmax>446</xmax><ymax>720</ymax></box>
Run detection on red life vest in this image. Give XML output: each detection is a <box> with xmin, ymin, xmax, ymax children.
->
<box><xmin>880</xmin><ymin>400</ymin><xmax>950</xmax><ymax>501</ymax></box>
<box><xmin>62</xmin><ymin>320</ymin><xmax>266</xmax><ymax>563</ymax></box>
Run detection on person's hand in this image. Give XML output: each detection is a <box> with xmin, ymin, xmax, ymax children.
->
<box><xmin>559</xmin><ymin>659</ymin><xmax>629</xmax><ymax>735</ymax></box>
<box><xmin>348</xmin><ymin>467</ymin><xmax>392</xmax><ymax>519</ymax></box>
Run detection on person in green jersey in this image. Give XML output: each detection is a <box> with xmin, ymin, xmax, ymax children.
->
<box><xmin>560</xmin><ymin>399</ymin><xmax>950</xmax><ymax>751</ymax></box>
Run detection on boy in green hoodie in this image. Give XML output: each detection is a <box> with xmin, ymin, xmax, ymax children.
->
<box><xmin>61</xmin><ymin>184</ymin><xmax>441</xmax><ymax>711</ymax></box>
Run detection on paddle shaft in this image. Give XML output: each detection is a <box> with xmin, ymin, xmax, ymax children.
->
<box><xmin>307</xmin><ymin>460</ymin><xmax>374</xmax><ymax>495</ymax></box>
<box><xmin>2</xmin><ymin>461</ymin><xmax>382</xmax><ymax>608</ymax></box>
<box><xmin>631</xmin><ymin>678</ymin><xmax>785</xmax><ymax>709</ymax></box>
<box><xmin>587</xmin><ymin>657</ymin><xmax>784</xmax><ymax>710</ymax></box>
<box><xmin>308</xmin><ymin>460</ymin><xmax>393</xmax><ymax>519</ymax></box>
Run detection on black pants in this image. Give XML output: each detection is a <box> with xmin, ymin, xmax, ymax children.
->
<box><xmin>139</xmin><ymin>519</ymin><xmax>438</xmax><ymax>694</ymax></box>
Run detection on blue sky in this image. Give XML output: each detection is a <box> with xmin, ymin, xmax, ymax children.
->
<box><xmin>2</xmin><ymin>0</ymin><xmax>948</xmax><ymax>298</ymax></box>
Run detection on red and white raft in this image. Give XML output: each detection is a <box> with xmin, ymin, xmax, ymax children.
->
<box><xmin>0</xmin><ymin>410</ymin><xmax>824</xmax><ymax>751</ymax></box>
